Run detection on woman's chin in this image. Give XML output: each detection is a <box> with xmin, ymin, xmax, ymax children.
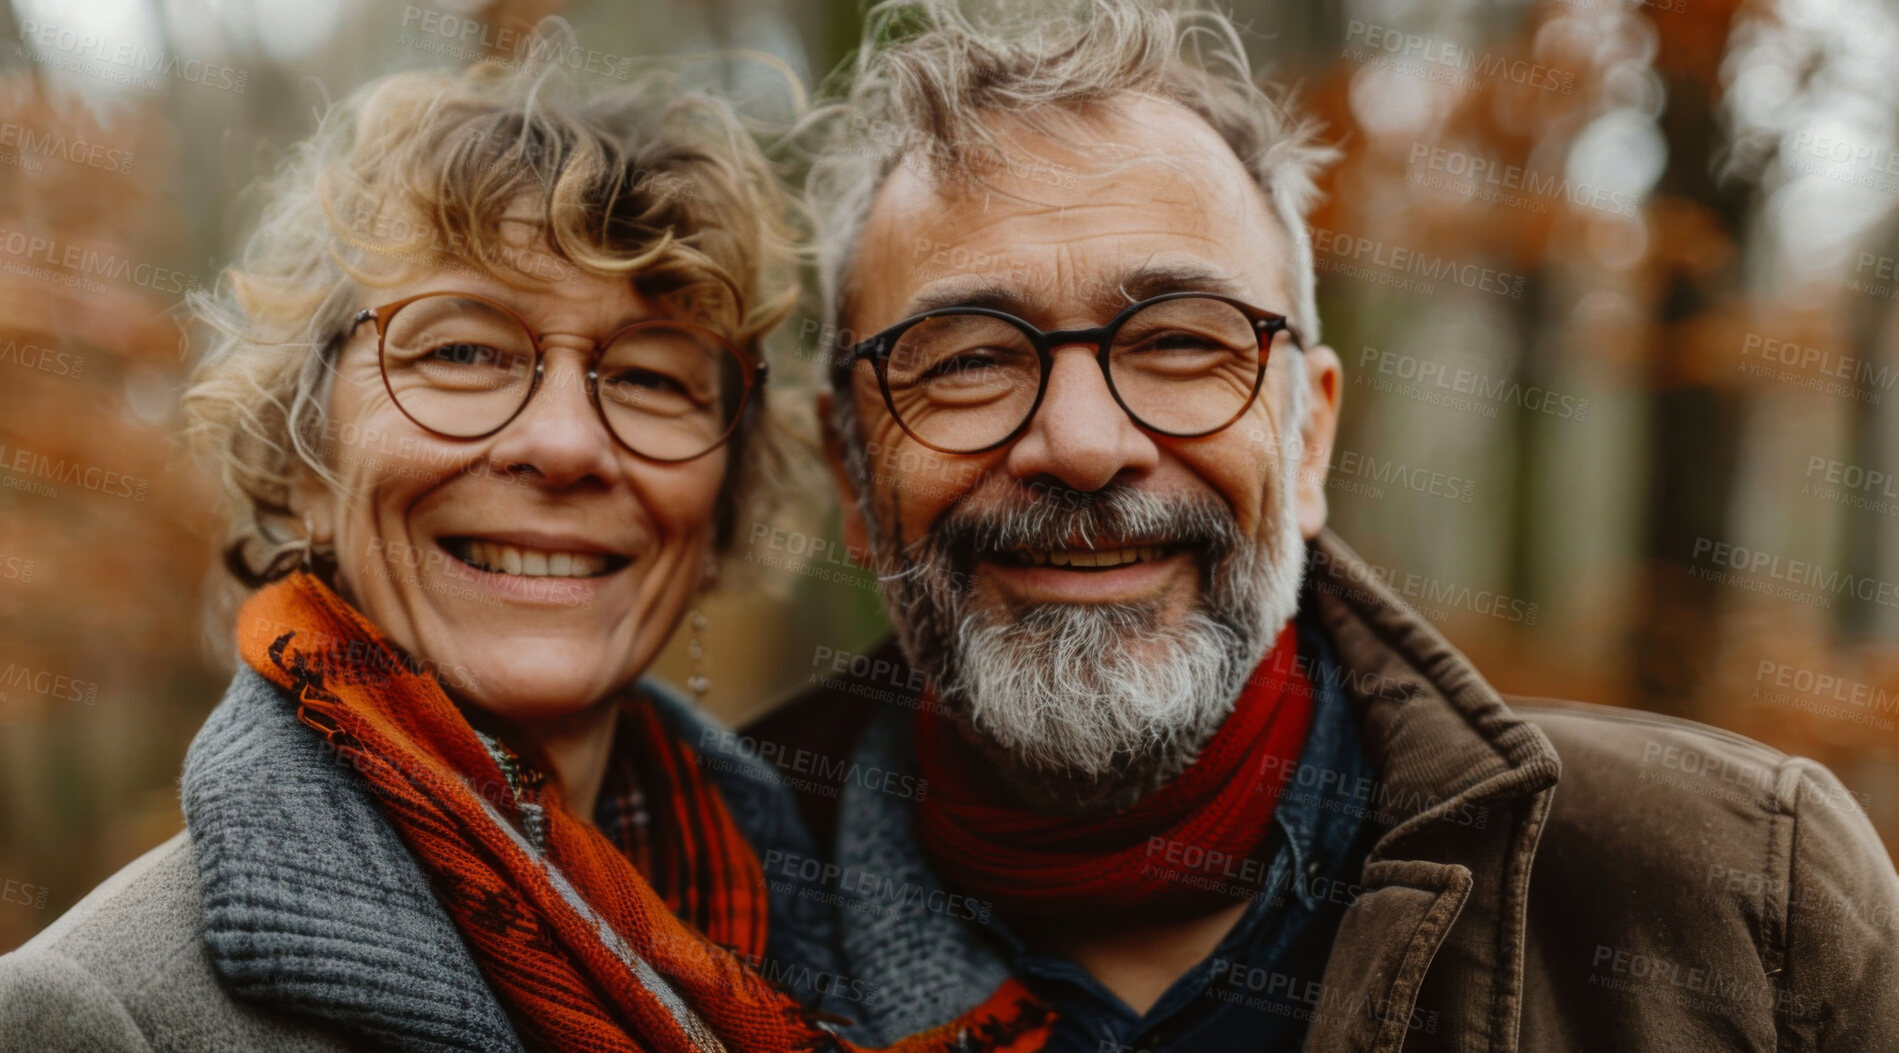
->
<box><xmin>448</xmin><ymin>667</ymin><xmax>628</xmax><ymax>728</ymax></box>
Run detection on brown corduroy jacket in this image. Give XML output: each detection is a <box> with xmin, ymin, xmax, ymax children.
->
<box><xmin>747</xmin><ymin>530</ymin><xmax>1899</xmax><ymax>1051</ymax></box>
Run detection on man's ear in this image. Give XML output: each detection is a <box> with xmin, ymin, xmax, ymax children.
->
<box><xmin>817</xmin><ymin>391</ymin><xmax>872</xmax><ymax>565</ymax></box>
<box><xmin>1293</xmin><ymin>344</ymin><xmax>1342</xmax><ymax>540</ymax></box>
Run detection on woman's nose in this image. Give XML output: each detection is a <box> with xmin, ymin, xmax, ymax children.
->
<box><xmin>483</xmin><ymin>344</ymin><xmax>620</xmax><ymax>487</ymax></box>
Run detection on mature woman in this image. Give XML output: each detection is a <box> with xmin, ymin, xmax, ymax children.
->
<box><xmin>0</xmin><ymin>48</ymin><xmax>1045</xmax><ymax>1053</ymax></box>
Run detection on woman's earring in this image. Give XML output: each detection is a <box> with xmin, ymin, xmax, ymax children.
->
<box><xmin>301</xmin><ymin>514</ymin><xmax>317</xmax><ymax>571</ymax></box>
<box><xmin>685</xmin><ymin>608</ymin><xmax>711</xmax><ymax>702</ymax></box>
<box><xmin>685</xmin><ymin>562</ymin><xmax>719</xmax><ymax>702</ymax></box>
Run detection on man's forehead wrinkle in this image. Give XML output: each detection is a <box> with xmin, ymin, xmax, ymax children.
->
<box><xmin>1115</xmin><ymin>261</ymin><xmax>1247</xmax><ymax>303</ymax></box>
<box><xmin>936</xmin><ymin>176</ymin><xmax>1228</xmax><ymax>230</ymax></box>
<box><xmin>906</xmin><ymin>277</ymin><xmax>1049</xmax><ymax>316</ymax></box>
<box><xmin>902</xmin><ymin>259</ymin><xmax>1248</xmax><ymax>321</ymax></box>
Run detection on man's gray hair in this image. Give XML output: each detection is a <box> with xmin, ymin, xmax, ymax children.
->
<box><xmin>806</xmin><ymin>0</ymin><xmax>1340</xmax><ymax>363</ymax></box>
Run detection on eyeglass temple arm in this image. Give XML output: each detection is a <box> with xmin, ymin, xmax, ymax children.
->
<box><xmin>831</xmin><ymin>335</ymin><xmax>886</xmax><ymax>378</ymax></box>
<box><xmin>1268</xmin><ymin>316</ymin><xmax>1306</xmax><ymax>351</ymax></box>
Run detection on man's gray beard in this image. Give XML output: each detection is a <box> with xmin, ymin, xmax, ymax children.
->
<box><xmin>874</xmin><ymin>470</ymin><xmax>1308</xmax><ymax>813</ymax></box>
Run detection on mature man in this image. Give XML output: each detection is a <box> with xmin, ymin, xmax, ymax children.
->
<box><xmin>746</xmin><ymin>2</ymin><xmax>1899</xmax><ymax>1049</ymax></box>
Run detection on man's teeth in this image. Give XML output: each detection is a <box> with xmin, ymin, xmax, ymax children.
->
<box><xmin>1015</xmin><ymin>545</ymin><xmax>1168</xmax><ymax>568</ymax></box>
<box><xmin>453</xmin><ymin>540</ymin><xmax>613</xmax><ymax>578</ymax></box>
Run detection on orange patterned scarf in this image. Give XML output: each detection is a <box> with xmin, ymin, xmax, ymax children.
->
<box><xmin>239</xmin><ymin>573</ymin><xmax>1051</xmax><ymax>1053</ymax></box>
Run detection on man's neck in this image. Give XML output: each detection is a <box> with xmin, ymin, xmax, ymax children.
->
<box><xmin>953</xmin><ymin>718</ymin><xmax>1213</xmax><ymax>814</ymax></box>
<box><xmin>947</xmin><ymin>719</ymin><xmax>1258</xmax><ymax>1010</ymax></box>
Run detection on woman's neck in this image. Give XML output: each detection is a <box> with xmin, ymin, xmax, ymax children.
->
<box><xmin>506</xmin><ymin>700</ymin><xmax>623</xmax><ymax>820</ymax></box>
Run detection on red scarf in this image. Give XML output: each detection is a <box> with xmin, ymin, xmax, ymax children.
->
<box><xmin>240</xmin><ymin>573</ymin><xmax>1053</xmax><ymax>1053</ymax></box>
<box><xmin>915</xmin><ymin>622</ymin><xmax>1315</xmax><ymax>920</ymax></box>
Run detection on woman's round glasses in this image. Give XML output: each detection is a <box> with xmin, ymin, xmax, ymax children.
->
<box><xmin>345</xmin><ymin>291</ymin><xmax>762</xmax><ymax>463</ymax></box>
<box><xmin>836</xmin><ymin>291</ymin><xmax>1302</xmax><ymax>455</ymax></box>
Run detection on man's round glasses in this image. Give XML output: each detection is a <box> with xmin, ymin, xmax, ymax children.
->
<box><xmin>836</xmin><ymin>291</ymin><xmax>1303</xmax><ymax>455</ymax></box>
<box><xmin>343</xmin><ymin>291</ymin><xmax>763</xmax><ymax>463</ymax></box>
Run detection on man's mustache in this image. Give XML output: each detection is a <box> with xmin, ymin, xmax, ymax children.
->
<box><xmin>908</xmin><ymin>483</ymin><xmax>1249</xmax><ymax>568</ymax></box>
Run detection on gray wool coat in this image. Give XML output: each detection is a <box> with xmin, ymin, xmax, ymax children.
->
<box><xmin>0</xmin><ymin>667</ymin><xmax>833</xmax><ymax>1052</ymax></box>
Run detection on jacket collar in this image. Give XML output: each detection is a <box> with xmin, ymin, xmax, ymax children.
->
<box><xmin>1301</xmin><ymin>530</ymin><xmax>1560</xmax><ymax>1052</ymax></box>
<box><xmin>829</xmin><ymin>531</ymin><xmax>1561</xmax><ymax>1051</ymax></box>
<box><xmin>181</xmin><ymin>665</ymin><xmax>525</xmax><ymax>1053</ymax></box>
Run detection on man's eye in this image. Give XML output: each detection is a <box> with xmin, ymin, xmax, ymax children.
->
<box><xmin>1128</xmin><ymin>330</ymin><xmax>1228</xmax><ymax>353</ymax></box>
<box><xmin>920</xmin><ymin>349</ymin><xmax>1009</xmax><ymax>381</ymax></box>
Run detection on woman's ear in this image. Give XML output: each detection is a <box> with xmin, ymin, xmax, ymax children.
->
<box><xmin>288</xmin><ymin>461</ymin><xmax>337</xmax><ymax>550</ymax></box>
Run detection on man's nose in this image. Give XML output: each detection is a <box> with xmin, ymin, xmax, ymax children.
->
<box><xmin>1003</xmin><ymin>345</ymin><xmax>1158</xmax><ymax>491</ymax></box>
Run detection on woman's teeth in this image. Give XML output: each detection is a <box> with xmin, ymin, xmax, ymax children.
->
<box><xmin>448</xmin><ymin>539</ymin><xmax>617</xmax><ymax>578</ymax></box>
<box><xmin>1013</xmin><ymin>545</ymin><xmax>1168</xmax><ymax>568</ymax></box>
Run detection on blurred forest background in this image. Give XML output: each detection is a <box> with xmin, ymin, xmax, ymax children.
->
<box><xmin>3</xmin><ymin>0</ymin><xmax>1898</xmax><ymax>950</ymax></box>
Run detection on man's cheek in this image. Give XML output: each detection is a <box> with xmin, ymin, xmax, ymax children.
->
<box><xmin>1187</xmin><ymin>432</ymin><xmax>1273</xmax><ymax>536</ymax></box>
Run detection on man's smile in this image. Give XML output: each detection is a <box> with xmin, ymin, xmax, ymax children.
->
<box><xmin>990</xmin><ymin>543</ymin><xmax>1180</xmax><ymax>568</ymax></box>
<box><xmin>975</xmin><ymin>546</ymin><xmax>1196</xmax><ymax>604</ymax></box>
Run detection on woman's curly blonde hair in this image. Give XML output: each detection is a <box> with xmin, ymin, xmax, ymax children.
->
<box><xmin>184</xmin><ymin>35</ymin><xmax>801</xmax><ymax>588</ymax></box>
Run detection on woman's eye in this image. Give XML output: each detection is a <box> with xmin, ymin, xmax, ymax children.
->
<box><xmin>429</xmin><ymin>343</ymin><xmax>508</xmax><ymax>368</ymax></box>
<box><xmin>609</xmin><ymin>368</ymin><xmax>689</xmax><ymax>395</ymax></box>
